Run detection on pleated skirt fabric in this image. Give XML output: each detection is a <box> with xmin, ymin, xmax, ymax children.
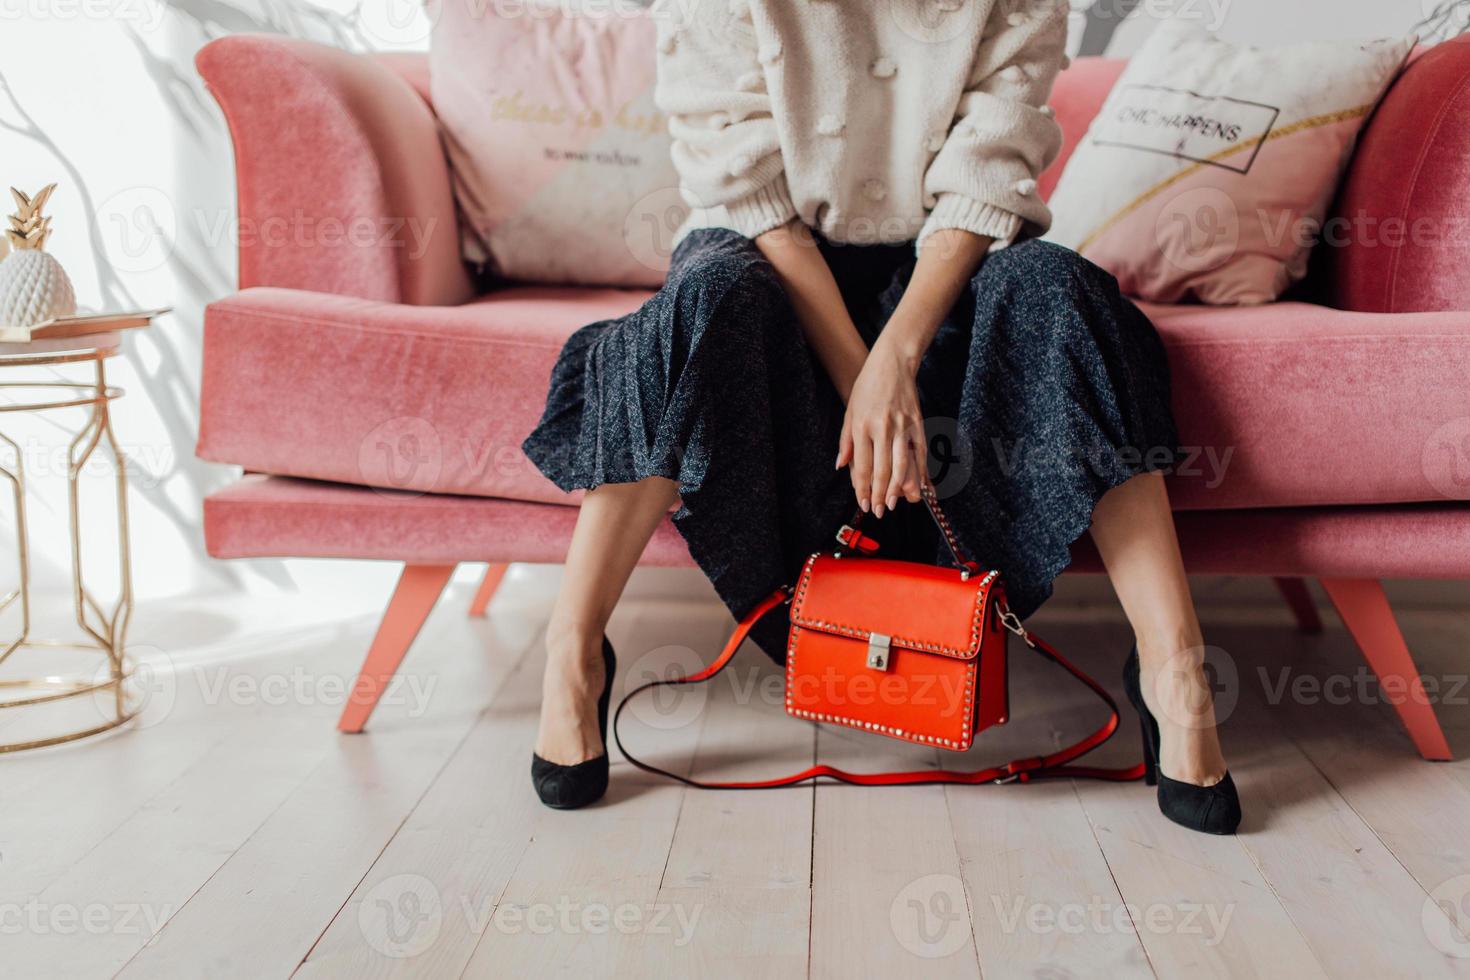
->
<box><xmin>523</xmin><ymin>229</ymin><xmax>1178</xmax><ymax>661</ymax></box>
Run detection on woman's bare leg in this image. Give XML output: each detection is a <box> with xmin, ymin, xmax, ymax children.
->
<box><xmin>535</xmin><ymin>476</ymin><xmax>680</xmax><ymax>765</ymax></box>
<box><xmin>1089</xmin><ymin>471</ymin><xmax>1228</xmax><ymax>785</ymax></box>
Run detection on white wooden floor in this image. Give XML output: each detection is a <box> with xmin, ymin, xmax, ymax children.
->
<box><xmin>5</xmin><ymin>572</ymin><xmax>1470</xmax><ymax>978</ymax></box>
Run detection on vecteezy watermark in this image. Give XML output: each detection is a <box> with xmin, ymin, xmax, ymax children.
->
<box><xmin>0</xmin><ymin>436</ymin><xmax>174</xmax><ymax>492</ymax></box>
<box><xmin>95</xmin><ymin>185</ymin><xmax>444</xmax><ymax>275</ymax></box>
<box><xmin>357</xmin><ymin>0</ymin><xmax>438</xmax><ymax>47</ymax></box>
<box><xmin>1424</xmin><ymin>874</ymin><xmax>1470</xmax><ymax>959</ymax></box>
<box><xmin>1422</xmin><ymin>417</ymin><xmax>1470</xmax><ymax>501</ymax></box>
<box><xmin>91</xmin><ymin>644</ymin><xmax>176</xmax><ymax>731</ymax></box>
<box><xmin>91</xmin><ymin>653</ymin><xmax>438</xmax><ymax>727</ymax></box>
<box><xmin>623</xmin><ymin>185</ymin><xmax>687</xmax><ymax>275</ymax></box>
<box><xmin>887</xmin><ymin>0</ymin><xmax>984</xmax><ymax>45</ymax></box>
<box><xmin>358</xmin><ymin>416</ymin><xmax>444</xmax><ymax>497</ymax></box>
<box><xmin>0</xmin><ymin>0</ymin><xmax>167</xmax><ymax>32</ymax></box>
<box><xmin>992</xmin><ymin>895</ymin><xmax>1235</xmax><ymax>946</ymax></box>
<box><xmin>0</xmin><ymin>899</ymin><xmax>174</xmax><ymax>937</ymax></box>
<box><xmin>359</xmin><ymin>875</ymin><xmax>443</xmax><ymax>959</ymax></box>
<box><xmin>1255</xmin><ymin>665</ymin><xmax>1467</xmax><ymax>709</ymax></box>
<box><xmin>192</xmin><ymin>665</ymin><xmax>438</xmax><ymax>717</ymax></box>
<box><xmin>1141</xmin><ymin>644</ymin><xmax>1240</xmax><ymax>729</ymax></box>
<box><xmin>925</xmin><ymin>417</ymin><xmax>975</xmax><ymax>501</ymax></box>
<box><xmin>1073</xmin><ymin>0</ymin><xmax>1231</xmax><ymax>32</ymax></box>
<box><xmin>1154</xmin><ymin>187</ymin><xmax>1241</xmax><ymax>275</ymax></box>
<box><xmin>891</xmin><ymin>874</ymin><xmax>972</xmax><ymax>959</ymax></box>
<box><xmin>481</xmin><ymin>898</ymin><xmax>702</xmax><ymax>944</ymax></box>
<box><xmin>352</xmin><ymin>417</ymin><xmax>577</xmax><ymax>498</ymax></box>
<box><xmin>622</xmin><ymin>644</ymin><xmax>711</xmax><ymax>732</ymax></box>
<box><xmin>461</xmin><ymin>0</ymin><xmax>654</xmax><ymax>19</ymax></box>
<box><xmin>987</xmin><ymin>438</ymin><xmax>1234</xmax><ymax>491</ymax></box>
<box><xmin>356</xmin><ymin>875</ymin><xmax>703</xmax><ymax>959</ymax></box>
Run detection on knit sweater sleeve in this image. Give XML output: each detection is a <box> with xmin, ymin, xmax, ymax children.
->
<box><xmin>653</xmin><ymin>0</ymin><xmax>796</xmax><ymax>239</ymax></box>
<box><xmin>918</xmin><ymin>0</ymin><xmax>1068</xmax><ymax>249</ymax></box>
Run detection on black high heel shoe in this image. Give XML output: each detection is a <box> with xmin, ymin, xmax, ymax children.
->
<box><xmin>532</xmin><ymin>636</ymin><xmax>616</xmax><ymax>810</ymax></box>
<box><xmin>1123</xmin><ymin>647</ymin><xmax>1242</xmax><ymax>836</ymax></box>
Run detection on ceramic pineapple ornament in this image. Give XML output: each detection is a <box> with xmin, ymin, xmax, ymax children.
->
<box><xmin>0</xmin><ymin>184</ymin><xmax>77</xmax><ymax>329</ymax></box>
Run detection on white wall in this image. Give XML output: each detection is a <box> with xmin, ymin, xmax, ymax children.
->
<box><xmin>0</xmin><ymin>6</ymin><xmax>420</xmax><ymax>660</ymax></box>
<box><xmin>1076</xmin><ymin>0</ymin><xmax>1443</xmax><ymax>55</ymax></box>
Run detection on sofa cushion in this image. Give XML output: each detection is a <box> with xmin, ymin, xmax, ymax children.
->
<box><xmin>199</xmin><ymin>287</ymin><xmax>1470</xmax><ymax>511</ymax></box>
<box><xmin>204</xmin><ymin>474</ymin><xmax>694</xmax><ymax>565</ymax></box>
<box><xmin>1143</xmin><ymin>300</ymin><xmax>1470</xmax><ymax>509</ymax></box>
<box><xmin>199</xmin><ymin>285</ymin><xmax>650</xmax><ymax>506</ymax></box>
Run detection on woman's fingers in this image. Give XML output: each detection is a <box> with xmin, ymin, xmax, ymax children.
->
<box><xmin>887</xmin><ymin>434</ymin><xmax>909</xmax><ymax>511</ymax></box>
<box><xmin>899</xmin><ymin>420</ymin><xmax>923</xmax><ymax>502</ymax></box>
<box><xmin>845</xmin><ymin>413</ymin><xmax>929</xmax><ymax>516</ymax></box>
<box><xmin>836</xmin><ymin>415</ymin><xmax>853</xmax><ymax>470</ymax></box>
<box><xmin>870</xmin><ymin>428</ymin><xmax>892</xmax><ymax>517</ymax></box>
<box><xmin>850</xmin><ymin>426</ymin><xmax>873</xmax><ymax>512</ymax></box>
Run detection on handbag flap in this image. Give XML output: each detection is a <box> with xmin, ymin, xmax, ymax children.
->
<box><xmin>789</xmin><ymin>554</ymin><xmax>995</xmax><ymax>661</ymax></box>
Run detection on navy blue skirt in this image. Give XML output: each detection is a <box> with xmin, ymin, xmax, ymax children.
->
<box><xmin>523</xmin><ymin>229</ymin><xmax>1178</xmax><ymax>661</ymax></box>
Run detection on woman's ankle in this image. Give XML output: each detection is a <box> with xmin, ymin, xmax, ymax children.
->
<box><xmin>545</xmin><ymin>617</ymin><xmax>605</xmax><ymax>666</ymax></box>
<box><xmin>1133</xmin><ymin>625</ymin><xmax>1204</xmax><ymax>670</ymax></box>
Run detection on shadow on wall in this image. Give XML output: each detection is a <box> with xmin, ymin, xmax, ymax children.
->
<box><xmin>0</xmin><ymin>2</ymin><xmax>387</xmax><ymax>598</ymax></box>
<box><xmin>1421</xmin><ymin>0</ymin><xmax>1470</xmax><ymax>39</ymax></box>
<box><xmin>1075</xmin><ymin>0</ymin><xmax>1143</xmax><ymax>55</ymax></box>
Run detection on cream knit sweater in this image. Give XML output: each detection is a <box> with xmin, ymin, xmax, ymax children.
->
<box><xmin>652</xmin><ymin>0</ymin><xmax>1068</xmax><ymax>250</ymax></box>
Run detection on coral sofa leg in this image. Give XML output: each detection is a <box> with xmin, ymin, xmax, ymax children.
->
<box><xmin>1273</xmin><ymin>576</ymin><xmax>1323</xmax><ymax>633</ymax></box>
<box><xmin>1319</xmin><ymin>577</ymin><xmax>1453</xmax><ymax>761</ymax></box>
<box><xmin>338</xmin><ymin>563</ymin><xmax>457</xmax><ymax>734</ymax></box>
<box><xmin>468</xmin><ymin>563</ymin><xmax>509</xmax><ymax>618</ymax></box>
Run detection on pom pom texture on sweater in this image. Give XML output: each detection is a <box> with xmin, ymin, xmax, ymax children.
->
<box><xmin>652</xmin><ymin>0</ymin><xmax>1066</xmax><ymax>248</ymax></box>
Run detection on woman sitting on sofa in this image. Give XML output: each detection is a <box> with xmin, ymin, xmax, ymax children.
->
<box><xmin>521</xmin><ymin>0</ymin><xmax>1241</xmax><ymax>834</ymax></box>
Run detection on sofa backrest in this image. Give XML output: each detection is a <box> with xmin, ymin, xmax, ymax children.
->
<box><xmin>385</xmin><ymin>41</ymin><xmax>1470</xmax><ymax>313</ymax></box>
<box><xmin>1315</xmin><ymin>36</ymin><xmax>1470</xmax><ymax>313</ymax></box>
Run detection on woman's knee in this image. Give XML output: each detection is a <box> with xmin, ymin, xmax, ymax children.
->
<box><xmin>665</xmin><ymin>230</ymin><xmax>787</xmax><ymax>352</ymax></box>
<box><xmin>668</xmin><ymin>230</ymin><xmax>783</xmax><ymax>308</ymax></box>
<box><xmin>973</xmin><ymin>238</ymin><xmax>1118</xmax><ymax>302</ymax></box>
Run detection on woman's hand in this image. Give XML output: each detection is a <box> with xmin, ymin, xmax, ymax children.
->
<box><xmin>837</xmin><ymin>338</ymin><xmax>929</xmax><ymax>516</ymax></box>
<box><xmin>835</xmin><ymin>229</ymin><xmax>996</xmax><ymax>515</ymax></box>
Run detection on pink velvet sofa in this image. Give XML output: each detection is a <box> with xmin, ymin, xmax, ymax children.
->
<box><xmin>195</xmin><ymin>34</ymin><xmax>1470</xmax><ymax>756</ymax></box>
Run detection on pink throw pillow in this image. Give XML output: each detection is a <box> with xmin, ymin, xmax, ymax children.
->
<box><xmin>1044</xmin><ymin>23</ymin><xmax>1415</xmax><ymax>305</ymax></box>
<box><xmin>428</xmin><ymin>0</ymin><xmax>682</xmax><ymax>287</ymax></box>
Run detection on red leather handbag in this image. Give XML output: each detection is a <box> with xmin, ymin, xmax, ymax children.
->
<box><xmin>615</xmin><ymin>487</ymin><xmax>1144</xmax><ymax>788</ymax></box>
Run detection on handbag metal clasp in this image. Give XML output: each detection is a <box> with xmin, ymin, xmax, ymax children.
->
<box><xmin>866</xmin><ymin>632</ymin><xmax>892</xmax><ymax>671</ymax></box>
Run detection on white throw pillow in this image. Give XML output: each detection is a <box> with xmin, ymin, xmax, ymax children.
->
<box><xmin>428</xmin><ymin>0</ymin><xmax>684</xmax><ymax>288</ymax></box>
<box><xmin>1043</xmin><ymin>22</ymin><xmax>1415</xmax><ymax>305</ymax></box>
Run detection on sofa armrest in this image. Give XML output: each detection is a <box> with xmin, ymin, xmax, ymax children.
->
<box><xmin>196</xmin><ymin>35</ymin><xmax>473</xmax><ymax>306</ymax></box>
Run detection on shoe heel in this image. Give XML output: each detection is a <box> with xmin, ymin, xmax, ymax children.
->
<box><xmin>1138</xmin><ymin>718</ymin><xmax>1158</xmax><ymax>786</ymax></box>
<box><xmin>531</xmin><ymin>636</ymin><xmax>617</xmax><ymax>810</ymax></box>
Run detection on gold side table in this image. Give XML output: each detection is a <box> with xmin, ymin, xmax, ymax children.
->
<box><xmin>0</xmin><ymin>313</ymin><xmax>158</xmax><ymax>751</ymax></box>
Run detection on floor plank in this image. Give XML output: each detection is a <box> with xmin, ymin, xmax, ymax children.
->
<box><xmin>0</xmin><ymin>639</ymin><xmax>330</xmax><ymax>904</ymax></box>
<box><xmin>1030</xmin><ymin>619</ymin><xmax>1328</xmax><ymax>979</ymax></box>
<box><xmin>454</xmin><ymin>602</ymin><xmax>715</xmax><ymax>977</ymax></box>
<box><xmin>947</xmin><ymin>631</ymin><xmax>1153</xmax><ymax>979</ymax></box>
<box><xmin>110</xmin><ymin>590</ymin><xmax>510</xmax><ymax>980</ymax></box>
<box><xmin>623</xmin><ymin>642</ymin><xmax>814</xmax><ymax>978</ymax></box>
<box><xmin>5</xmin><ymin>710</ymin><xmax>331</xmax><ymax>978</ymax></box>
<box><xmin>809</xmin><ymin>722</ymin><xmax>982</xmax><ymax>976</ymax></box>
<box><xmin>1224</xmin><ymin>659</ymin><xmax>1470</xmax><ymax>978</ymax></box>
<box><xmin>294</xmin><ymin>611</ymin><xmax>547</xmax><ymax>978</ymax></box>
<box><xmin>1253</xmin><ymin>622</ymin><xmax>1470</xmax><ymax>964</ymax></box>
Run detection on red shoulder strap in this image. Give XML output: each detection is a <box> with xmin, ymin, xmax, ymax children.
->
<box><xmin>612</xmin><ymin>590</ymin><xmax>1146</xmax><ymax>789</ymax></box>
